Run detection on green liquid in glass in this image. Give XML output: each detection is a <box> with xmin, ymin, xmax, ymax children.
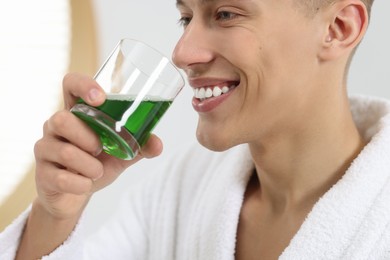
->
<box><xmin>72</xmin><ymin>97</ymin><xmax>171</xmax><ymax>160</ymax></box>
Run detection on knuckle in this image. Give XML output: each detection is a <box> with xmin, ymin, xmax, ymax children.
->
<box><xmin>78</xmin><ymin>74</ymin><xmax>90</xmax><ymax>88</ymax></box>
<box><xmin>34</xmin><ymin>139</ymin><xmax>44</xmax><ymax>159</ymax></box>
<box><xmin>66</xmin><ymin>73</ymin><xmax>92</xmax><ymax>93</ymax></box>
<box><xmin>62</xmin><ymin>72</ymin><xmax>78</xmax><ymax>86</ymax></box>
<box><xmin>42</xmin><ymin>120</ymin><xmax>50</xmax><ymax>134</ymax></box>
<box><xmin>55</xmin><ymin>173</ymin><xmax>70</xmax><ymax>192</ymax></box>
<box><xmin>50</xmin><ymin>110</ymin><xmax>70</xmax><ymax>130</ymax></box>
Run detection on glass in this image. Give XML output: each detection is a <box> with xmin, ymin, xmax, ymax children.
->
<box><xmin>71</xmin><ymin>39</ymin><xmax>185</xmax><ymax>160</ymax></box>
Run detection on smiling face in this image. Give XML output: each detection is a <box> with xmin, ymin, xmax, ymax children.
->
<box><xmin>172</xmin><ymin>0</ymin><xmax>336</xmax><ymax>151</ymax></box>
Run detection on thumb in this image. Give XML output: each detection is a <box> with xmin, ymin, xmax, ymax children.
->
<box><xmin>140</xmin><ymin>134</ymin><xmax>163</xmax><ymax>158</ymax></box>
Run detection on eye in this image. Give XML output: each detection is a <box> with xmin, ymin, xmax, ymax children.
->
<box><xmin>178</xmin><ymin>16</ymin><xmax>192</xmax><ymax>28</ymax></box>
<box><xmin>216</xmin><ymin>11</ymin><xmax>237</xmax><ymax>21</ymax></box>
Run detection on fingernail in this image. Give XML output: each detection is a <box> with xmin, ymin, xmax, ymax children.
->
<box><xmin>89</xmin><ymin>88</ymin><xmax>102</xmax><ymax>102</ymax></box>
<box><xmin>94</xmin><ymin>145</ymin><xmax>103</xmax><ymax>157</ymax></box>
<box><xmin>93</xmin><ymin>173</ymin><xmax>103</xmax><ymax>181</ymax></box>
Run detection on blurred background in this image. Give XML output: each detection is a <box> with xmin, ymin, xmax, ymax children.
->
<box><xmin>0</xmin><ymin>0</ymin><xmax>389</xmax><ymax>234</ymax></box>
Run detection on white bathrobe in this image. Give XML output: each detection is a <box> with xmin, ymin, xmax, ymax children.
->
<box><xmin>2</xmin><ymin>95</ymin><xmax>390</xmax><ymax>259</ymax></box>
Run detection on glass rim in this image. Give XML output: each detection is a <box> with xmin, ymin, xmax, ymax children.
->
<box><xmin>94</xmin><ymin>38</ymin><xmax>185</xmax><ymax>85</ymax></box>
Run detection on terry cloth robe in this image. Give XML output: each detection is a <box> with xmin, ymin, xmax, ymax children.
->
<box><xmin>1</xmin><ymin>95</ymin><xmax>390</xmax><ymax>259</ymax></box>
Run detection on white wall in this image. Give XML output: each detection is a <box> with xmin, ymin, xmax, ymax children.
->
<box><xmin>348</xmin><ymin>0</ymin><xmax>390</xmax><ymax>97</ymax></box>
<box><xmin>83</xmin><ymin>0</ymin><xmax>390</xmax><ymax>235</ymax></box>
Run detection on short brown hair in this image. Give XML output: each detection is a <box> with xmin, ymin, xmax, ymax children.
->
<box><xmin>297</xmin><ymin>0</ymin><xmax>374</xmax><ymax>19</ymax></box>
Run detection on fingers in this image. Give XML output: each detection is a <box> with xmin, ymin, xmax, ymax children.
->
<box><xmin>62</xmin><ymin>73</ymin><xmax>106</xmax><ymax>110</ymax></box>
<box><xmin>44</xmin><ymin>110</ymin><xmax>102</xmax><ymax>156</ymax></box>
<box><xmin>34</xmin><ymin>109</ymin><xmax>105</xmax><ymax>195</ymax></box>
<box><xmin>35</xmin><ymin>71</ymin><xmax>164</xmax><ymax>198</ymax></box>
<box><xmin>35</xmin><ymin>137</ymin><xmax>104</xmax><ymax>182</ymax></box>
<box><xmin>140</xmin><ymin>134</ymin><xmax>163</xmax><ymax>158</ymax></box>
<box><xmin>35</xmin><ymin>163</ymin><xmax>94</xmax><ymax>195</ymax></box>
<box><xmin>35</xmin><ymin>123</ymin><xmax>104</xmax><ymax>196</ymax></box>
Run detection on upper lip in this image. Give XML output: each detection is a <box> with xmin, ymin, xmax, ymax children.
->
<box><xmin>188</xmin><ymin>77</ymin><xmax>240</xmax><ymax>89</ymax></box>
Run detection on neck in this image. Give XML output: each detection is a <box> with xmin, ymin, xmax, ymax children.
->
<box><xmin>248</xmin><ymin>93</ymin><xmax>366</xmax><ymax>213</ymax></box>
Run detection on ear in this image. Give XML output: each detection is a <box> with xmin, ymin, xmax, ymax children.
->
<box><xmin>318</xmin><ymin>0</ymin><xmax>368</xmax><ymax>61</ymax></box>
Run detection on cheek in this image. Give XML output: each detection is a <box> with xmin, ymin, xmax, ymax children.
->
<box><xmin>234</xmin><ymin>59</ymin><xmax>298</xmax><ymax>138</ymax></box>
<box><xmin>263</xmin><ymin>27</ymin><xmax>318</xmax><ymax>84</ymax></box>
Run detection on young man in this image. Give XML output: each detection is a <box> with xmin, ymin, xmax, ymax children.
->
<box><xmin>2</xmin><ymin>0</ymin><xmax>390</xmax><ymax>259</ymax></box>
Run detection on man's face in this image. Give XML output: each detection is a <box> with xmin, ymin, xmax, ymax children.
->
<box><xmin>173</xmin><ymin>0</ymin><xmax>324</xmax><ymax>151</ymax></box>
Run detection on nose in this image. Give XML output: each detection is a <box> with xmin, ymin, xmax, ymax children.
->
<box><xmin>172</xmin><ymin>20</ymin><xmax>215</xmax><ymax>72</ymax></box>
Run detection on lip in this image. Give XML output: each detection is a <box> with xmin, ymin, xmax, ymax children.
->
<box><xmin>189</xmin><ymin>78</ymin><xmax>239</xmax><ymax>113</ymax></box>
<box><xmin>188</xmin><ymin>77</ymin><xmax>238</xmax><ymax>88</ymax></box>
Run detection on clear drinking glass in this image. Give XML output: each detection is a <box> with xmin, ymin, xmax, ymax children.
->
<box><xmin>71</xmin><ymin>39</ymin><xmax>185</xmax><ymax>160</ymax></box>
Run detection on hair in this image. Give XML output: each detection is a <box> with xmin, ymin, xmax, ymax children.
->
<box><xmin>297</xmin><ymin>0</ymin><xmax>374</xmax><ymax>20</ymax></box>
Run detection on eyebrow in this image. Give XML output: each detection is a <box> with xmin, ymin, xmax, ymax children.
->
<box><xmin>176</xmin><ymin>0</ymin><xmax>216</xmax><ymax>7</ymax></box>
<box><xmin>176</xmin><ymin>0</ymin><xmax>186</xmax><ymax>7</ymax></box>
<box><xmin>176</xmin><ymin>0</ymin><xmax>249</xmax><ymax>8</ymax></box>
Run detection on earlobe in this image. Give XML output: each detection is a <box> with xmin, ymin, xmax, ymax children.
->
<box><xmin>319</xmin><ymin>1</ymin><xmax>368</xmax><ymax>61</ymax></box>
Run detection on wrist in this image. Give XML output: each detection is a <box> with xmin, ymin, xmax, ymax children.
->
<box><xmin>15</xmin><ymin>199</ymin><xmax>83</xmax><ymax>260</ymax></box>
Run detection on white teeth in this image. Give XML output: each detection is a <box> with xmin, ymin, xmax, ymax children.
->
<box><xmin>198</xmin><ymin>88</ymin><xmax>205</xmax><ymax>99</ymax></box>
<box><xmin>213</xmin><ymin>86</ymin><xmax>222</xmax><ymax>97</ymax></box>
<box><xmin>205</xmin><ymin>88</ymin><xmax>213</xmax><ymax>98</ymax></box>
<box><xmin>221</xmin><ymin>86</ymin><xmax>229</xmax><ymax>94</ymax></box>
<box><xmin>194</xmin><ymin>84</ymin><xmax>237</xmax><ymax>100</ymax></box>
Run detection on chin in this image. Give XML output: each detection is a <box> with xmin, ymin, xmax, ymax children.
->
<box><xmin>196</xmin><ymin>130</ymin><xmax>235</xmax><ymax>152</ymax></box>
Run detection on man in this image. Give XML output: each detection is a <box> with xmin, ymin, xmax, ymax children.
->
<box><xmin>3</xmin><ymin>0</ymin><xmax>390</xmax><ymax>259</ymax></box>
